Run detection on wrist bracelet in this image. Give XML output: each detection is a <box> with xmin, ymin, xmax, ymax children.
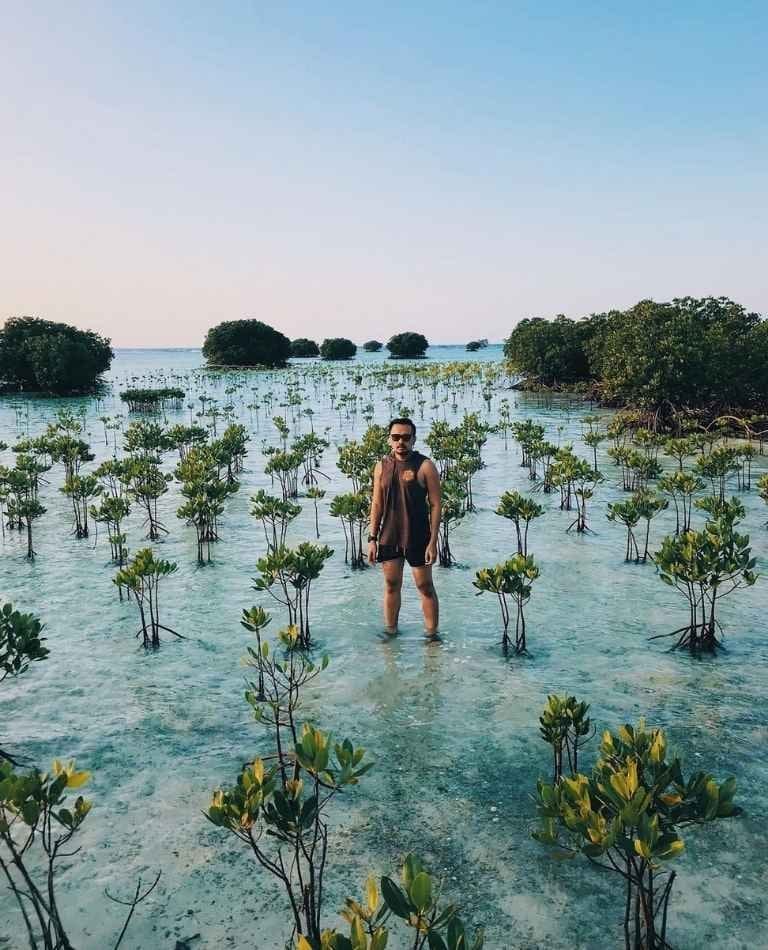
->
<box><xmin>367</xmin><ymin>534</ymin><xmax>378</xmax><ymax>543</ymax></box>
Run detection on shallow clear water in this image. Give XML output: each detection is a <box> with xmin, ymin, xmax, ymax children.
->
<box><xmin>1</xmin><ymin>346</ymin><xmax>766</xmax><ymax>949</ymax></box>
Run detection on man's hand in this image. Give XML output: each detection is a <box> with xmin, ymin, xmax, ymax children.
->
<box><xmin>368</xmin><ymin>541</ymin><xmax>378</xmax><ymax>565</ymax></box>
<box><xmin>425</xmin><ymin>542</ymin><xmax>437</xmax><ymax>566</ymax></box>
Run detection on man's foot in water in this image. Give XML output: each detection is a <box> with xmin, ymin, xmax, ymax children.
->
<box><xmin>424</xmin><ymin>628</ymin><xmax>441</xmax><ymax>641</ymax></box>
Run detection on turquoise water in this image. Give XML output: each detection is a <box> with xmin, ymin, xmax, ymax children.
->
<box><xmin>1</xmin><ymin>347</ymin><xmax>766</xmax><ymax>949</ymax></box>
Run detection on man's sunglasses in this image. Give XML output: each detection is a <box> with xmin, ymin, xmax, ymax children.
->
<box><xmin>389</xmin><ymin>433</ymin><xmax>413</xmax><ymax>442</ymax></box>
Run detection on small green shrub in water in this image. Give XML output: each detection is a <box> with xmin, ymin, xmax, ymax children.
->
<box><xmin>61</xmin><ymin>472</ymin><xmax>102</xmax><ymax>539</ymax></box>
<box><xmin>126</xmin><ymin>458</ymin><xmax>172</xmax><ymax>540</ymax></box>
<box><xmin>0</xmin><ymin>757</ymin><xmax>159</xmax><ymax>948</ymax></box>
<box><xmin>214</xmin><ymin>617</ymin><xmax>481</xmax><ymax>949</ymax></box>
<box><xmin>310</xmin><ymin>853</ymin><xmax>484</xmax><ymax>949</ymax></box>
<box><xmin>658</xmin><ymin>471</ymin><xmax>703</xmax><ymax>535</ymax></box>
<box><xmin>252</xmin><ymin>542</ymin><xmax>333</xmax><ymax>648</ymax></box>
<box><xmin>176</xmin><ymin>444</ymin><xmax>238</xmax><ymax>563</ymax></box>
<box><xmin>539</xmin><ymin>694</ymin><xmax>592</xmax><ymax>783</ymax></box>
<box><xmin>652</xmin><ymin>513</ymin><xmax>757</xmax><ymax>651</ymax></box>
<box><xmin>114</xmin><ymin>548</ymin><xmax>181</xmax><ymax>648</ymax></box>
<box><xmin>90</xmin><ymin>494</ymin><xmax>131</xmax><ymax>565</ymax></box>
<box><xmin>329</xmin><ymin>491</ymin><xmax>369</xmax><ymax>568</ymax></box>
<box><xmin>495</xmin><ymin>490</ymin><xmax>543</xmax><ymax>555</ymax></box>
<box><xmin>1</xmin><ymin>458</ymin><xmax>48</xmax><ymax>558</ymax></box>
<box><xmin>251</xmin><ymin>489</ymin><xmax>302</xmax><ymax>551</ymax></box>
<box><xmin>1</xmin><ymin>601</ymin><xmax>49</xmax><ymax>763</ymax></box>
<box><xmin>208</xmin><ymin>621</ymin><xmax>370</xmax><ymax>945</ymax></box>
<box><xmin>473</xmin><ymin>554</ymin><xmax>539</xmax><ymax>654</ymax></box>
<box><xmin>758</xmin><ymin>473</ymin><xmax>768</xmax><ymax>523</ymax></box>
<box><xmin>533</xmin><ymin>718</ymin><xmax>739</xmax><ymax>950</ymax></box>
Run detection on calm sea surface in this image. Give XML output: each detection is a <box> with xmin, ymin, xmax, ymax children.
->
<box><xmin>1</xmin><ymin>346</ymin><xmax>766</xmax><ymax>948</ymax></box>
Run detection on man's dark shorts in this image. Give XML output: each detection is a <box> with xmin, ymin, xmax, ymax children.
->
<box><xmin>377</xmin><ymin>543</ymin><xmax>427</xmax><ymax>568</ymax></box>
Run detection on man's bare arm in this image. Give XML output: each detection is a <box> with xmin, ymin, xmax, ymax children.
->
<box><xmin>422</xmin><ymin>460</ymin><xmax>442</xmax><ymax>549</ymax></box>
<box><xmin>368</xmin><ymin>462</ymin><xmax>383</xmax><ymax>564</ymax></box>
<box><xmin>369</xmin><ymin>461</ymin><xmax>383</xmax><ymax>538</ymax></box>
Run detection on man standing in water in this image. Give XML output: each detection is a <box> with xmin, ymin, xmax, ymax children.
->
<box><xmin>368</xmin><ymin>418</ymin><xmax>442</xmax><ymax>637</ymax></box>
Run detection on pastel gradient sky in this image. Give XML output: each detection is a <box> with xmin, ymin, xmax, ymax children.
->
<box><xmin>2</xmin><ymin>2</ymin><xmax>766</xmax><ymax>347</ymax></box>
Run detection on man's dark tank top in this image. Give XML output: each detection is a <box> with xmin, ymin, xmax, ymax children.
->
<box><xmin>378</xmin><ymin>451</ymin><xmax>430</xmax><ymax>551</ymax></box>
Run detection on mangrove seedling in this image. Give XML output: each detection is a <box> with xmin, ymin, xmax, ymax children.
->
<box><xmin>265</xmin><ymin>449</ymin><xmax>302</xmax><ymax>500</ymax></box>
<box><xmin>251</xmin><ymin>489</ymin><xmax>302</xmax><ymax>551</ymax></box>
<box><xmin>495</xmin><ymin>490</ymin><xmax>544</xmax><ymax>555</ymax></box>
<box><xmin>663</xmin><ymin>436</ymin><xmax>697</xmax><ymax>471</ymax></box>
<box><xmin>61</xmin><ymin>473</ymin><xmax>102</xmax><ymax>539</ymax></box>
<box><xmin>633</xmin><ymin>490</ymin><xmax>668</xmax><ymax>562</ymax></box>
<box><xmin>473</xmin><ymin>554</ymin><xmax>539</xmax><ymax>654</ymax></box>
<box><xmin>91</xmin><ymin>494</ymin><xmax>131</xmax><ymax>564</ymax></box>
<box><xmin>329</xmin><ymin>492</ymin><xmax>369</xmax><ymax>568</ymax></box>
<box><xmin>607</xmin><ymin>498</ymin><xmax>642</xmax><ymax>563</ymax></box>
<box><xmin>252</xmin><ymin>542</ymin><xmax>334</xmax><ymax>648</ymax></box>
<box><xmin>0</xmin><ymin>757</ymin><xmax>160</xmax><ymax>949</ymax></box>
<box><xmin>239</xmin><ymin>604</ymin><xmax>273</xmax><ymax>698</ymax></box>
<box><xmin>207</xmin><ymin>653</ymin><xmax>372</xmax><ymax>949</ymax></box>
<box><xmin>1</xmin><ymin>601</ymin><xmax>49</xmax><ymax>763</ymax></box>
<box><xmin>306</xmin><ymin>486</ymin><xmax>325</xmax><ymax>539</ymax></box>
<box><xmin>652</xmin><ymin>516</ymin><xmax>757</xmax><ymax>650</ymax></box>
<box><xmin>533</xmin><ymin>719</ymin><xmax>740</xmax><ymax>950</ymax></box>
<box><xmin>176</xmin><ymin>445</ymin><xmax>238</xmax><ymax>563</ymax></box>
<box><xmin>757</xmin><ymin>473</ymin><xmax>768</xmax><ymax>523</ymax></box>
<box><xmin>694</xmin><ymin>447</ymin><xmax>740</xmax><ymax>503</ymax></box>
<box><xmin>114</xmin><ymin>547</ymin><xmax>181</xmax><ymax>648</ymax></box>
<box><xmin>569</xmin><ymin>461</ymin><xmax>604</xmax><ymax>533</ymax></box>
<box><xmin>325</xmin><ymin>853</ymin><xmax>484</xmax><ymax>950</ymax></box>
<box><xmin>437</xmin><ymin>470</ymin><xmax>467</xmax><ymax>566</ymax></box>
<box><xmin>538</xmin><ymin>694</ymin><xmax>592</xmax><ymax>783</ymax></box>
<box><xmin>658</xmin><ymin>472</ymin><xmax>703</xmax><ymax>535</ymax></box>
<box><xmin>126</xmin><ymin>458</ymin><xmax>172</xmax><ymax>540</ymax></box>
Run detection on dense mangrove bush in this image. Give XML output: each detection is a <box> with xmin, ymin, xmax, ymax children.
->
<box><xmin>320</xmin><ymin>337</ymin><xmax>357</xmax><ymax>360</ymax></box>
<box><xmin>386</xmin><ymin>332</ymin><xmax>429</xmax><ymax>359</ymax></box>
<box><xmin>0</xmin><ymin>316</ymin><xmax>113</xmax><ymax>394</ymax></box>
<box><xmin>202</xmin><ymin>319</ymin><xmax>291</xmax><ymax>367</ymax></box>
<box><xmin>362</xmin><ymin>339</ymin><xmax>383</xmax><ymax>352</ymax></box>
<box><xmin>534</xmin><ymin>716</ymin><xmax>739</xmax><ymax>950</ymax></box>
<box><xmin>504</xmin><ymin>297</ymin><xmax>768</xmax><ymax>412</ymax></box>
<box><xmin>290</xmin><ymin>338</ymin><xmax>320</xmax><ymax>357</ymax></box>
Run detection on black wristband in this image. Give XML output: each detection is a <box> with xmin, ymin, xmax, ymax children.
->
<box><xmin>367</xmin><ymin>534</ymin><xmax>378</xmax><ymax>543</ymax></box>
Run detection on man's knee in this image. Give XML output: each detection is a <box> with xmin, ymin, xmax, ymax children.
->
<box><xmin>416</xmin><ymin>579</ymin><xmax>436</xmax><ymax>599</ymax></box>
<box><xmin>384</xmin><ymin>576</ymin><xmax>402</xmax><ymax>594</ymax></box>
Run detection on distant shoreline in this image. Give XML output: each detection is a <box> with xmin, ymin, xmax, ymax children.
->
<box><xmin>112</xmin><ymin>343</ymin><xmax>505</xmax><ymax>352</ymax></box>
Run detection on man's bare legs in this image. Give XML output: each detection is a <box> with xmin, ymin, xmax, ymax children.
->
<box><xmin>381</xmin><ymin>559</ymin><xmax>439</xmax><ymax>637</ymax></box>
<box><xmin>412</xmin><ymin>565</ymin><xmax>439</xmax><ymax>636</ymax></box>
<box><xmin>382</xmin><ymin>558</ymin><xmax>403</xmax><ymax>633</ymax></box>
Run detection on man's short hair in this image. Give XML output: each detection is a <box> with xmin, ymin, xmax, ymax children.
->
<box><xmin>388</xmin><ymin>417</ymin><xmax>416</xmax><ymax>438</ymax></box>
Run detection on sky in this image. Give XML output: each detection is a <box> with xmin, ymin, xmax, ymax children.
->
<box><xmin>1</xmin><ymin>2</ymin><xmax>766</xmax><ymax>347</ymax></box>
